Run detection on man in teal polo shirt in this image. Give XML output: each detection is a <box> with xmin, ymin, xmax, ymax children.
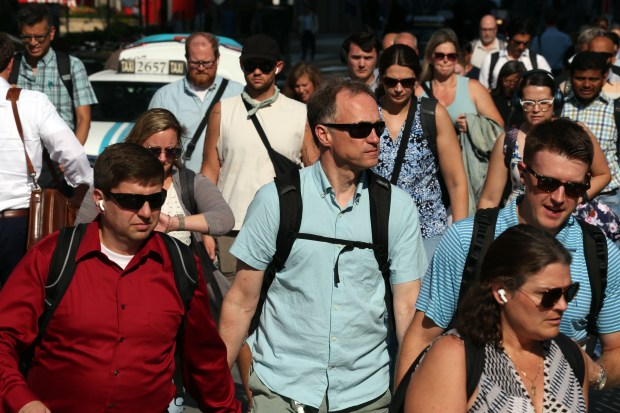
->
<box><xmin>218</xmin><ymin>79</ymin><xmax>427</xmax><ymax>412</ymax></box>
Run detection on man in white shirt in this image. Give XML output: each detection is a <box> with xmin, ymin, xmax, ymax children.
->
<box><xmin>0</xmin><ymin>32</ymin><xmax>92</xmax><ymax>282</ymax></box>
<box><xmin>470</xmin><ymin>15</ymin><xmax>505</xmax><ymax>69</ymax></box>
<box><xmin>479</xmin><ymin>17</ymin><xmax>551</xmax><ymax>89</ymax></box>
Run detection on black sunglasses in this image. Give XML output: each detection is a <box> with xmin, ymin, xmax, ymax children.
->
<box><xmin>322</xmin><ymin>121</ymin><xmax>386</xmax><ymax>139</ymax></box>
<box><xmin>147</xmin><ymin>146</ymin><xmax>183</xmax><ymax>160</ymax></box>
<box><xmin>525</xmin><ymin>166</ymin><xmax>590</xmax><ymax>198</ymax></box>
<box><xmin>521</xmin><ymin>282</ymin><xmax>580</xmax><ymax>309</ymax></box>
<box><xmin>383</xmin><ymin>76</ymin><xmax>416</xmax><ymax>89</ymax></box>
<box><xmin>241</xmin><ymin>60</ymin><xmax>276</xmax><ymax>74</ymax></box>
<box><xmin>512</xmin><ymin>40</ymin><xmax>530</xmax><ymax>47</ymax></box>
<box><xmin>433</xmin><ymin>52</ymin><xmax>458</xmax><ymax>62</ymax></box>
<box><xmin>105</xmin><ymin>190</ymin><xmax>167</xmax><ymax>210</ymax></box>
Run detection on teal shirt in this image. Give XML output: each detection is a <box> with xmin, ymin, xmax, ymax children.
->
<box><xmin>231</xmin><ymin>161</ymin><xmax>427</xmax><ymax>410</ymax></box>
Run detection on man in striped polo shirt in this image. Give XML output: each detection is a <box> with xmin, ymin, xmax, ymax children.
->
<box><xmin>396</xmin><ymin>118</ymin><xmax>620</xmax><ymax>392</ymax></box>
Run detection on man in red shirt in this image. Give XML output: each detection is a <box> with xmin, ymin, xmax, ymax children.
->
<box><xmin>0</xmin><ymin>143</ymin><xmax>240</xmax><ymax>413</ymax></box>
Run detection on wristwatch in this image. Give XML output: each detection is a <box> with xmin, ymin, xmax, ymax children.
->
<box><xmin>595</xmin><ymin>365</ymin><xmax>607</xmax><ymax>391</ymax></box>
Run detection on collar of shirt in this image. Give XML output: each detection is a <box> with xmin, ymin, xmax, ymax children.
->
<box><xmin>499</xmin><ymin>47</ymin><xmax>530</xmax><ymax>60</ymax></box>
<box><xmin>474</xmin><ymin>38</ymin><xmax>500</xmax><ymax>51</ymax></box>
<box><xmin>566</xmin><ymin>92</ymin><xmax>610</xmax><ymax>107</ymax></box>
<box><xmin>75</xmin><ymin>220</ymin><xmax>166</xmax><ymax>269</ymax></box>
<box><xmin>311</xmin><ymin>161</ymin><xmax>365</xmax><ymax>208</ymax></box>
<box><xmin>0</xmin><ymin>77</ymin><xmax>9</xmax><ymax>88</ymax></box>
<box><xmin>183</xmin><ymin>75</ymin><xmax>219</xmax><ymax>96</ymax></box>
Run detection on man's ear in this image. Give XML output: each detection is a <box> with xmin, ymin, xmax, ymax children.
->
<box><xmin>315</xmin><ymin>124</ymin><xmax>331</xmax><ymax>148</ymax></box>
<box><xmin>275</xmin><ymin>60</ymin><xmax>284</xmax><ymax>75</ymax></box>
<box><xmin>49</xmin><ymin>25</ymin><xmax>56</xmax><ymax>42</ymax></box>
<box><xmin>517</xmin><ymin>161</ymin><xmax>527</xmax><ymax>184</ymax></box>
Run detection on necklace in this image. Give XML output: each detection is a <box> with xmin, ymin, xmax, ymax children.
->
<box><xmin>503</xmin><ymin>348</ymin><xmax>544</xmax><ymax>396</ymax></box>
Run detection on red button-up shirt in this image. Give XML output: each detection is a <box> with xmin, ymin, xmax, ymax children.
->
<box><xmin>0</xmin><ymin>222</ymin><xmax>240</xmax><ymax>413</ymax></box>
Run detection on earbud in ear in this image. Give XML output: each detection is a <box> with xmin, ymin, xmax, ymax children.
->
<box><xmin>498</xmin><ymin>289</ymin><xmax>508</xmax><ymax>304</ymax></box>
<box><xmin>98</xmin><ymin>200</ymin><xmax>106</xmax><ymax>212</ymax></box>
<box><xmin>275</xmin><ymin>68</ymin><xmax>280</xmax><ymax>74</ymax></box>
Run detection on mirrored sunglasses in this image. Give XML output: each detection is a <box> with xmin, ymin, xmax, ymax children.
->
<box><xmin>322</xmin><ymin>121</ymin><xmax>386</xmax><ymax>138</ymax></box>
<box><xmin>105</xmin><ymin>190</ymin><xmax>167</xmax><ymax>210</ymax></box>
<box><xmin>525</xmin><ymin>166</ymin><xmax>590</xmax><ymax>198</ymax></box>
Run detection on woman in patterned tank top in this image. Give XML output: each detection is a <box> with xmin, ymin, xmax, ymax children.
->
<box><xmin>405</xmin><ymin>225</ymin><xmax>588</xmax><ymax>413</ymax></box>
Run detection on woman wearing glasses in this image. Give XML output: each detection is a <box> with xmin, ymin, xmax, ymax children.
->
<box><xmin>77</xmin><ymin>108</ymin><xmax>234</xmax><ymax>258</ymax></box>
<box><xmin>479</xmin><ymin>71</ymin><xmax>611</xmax><ymax>218</ymax></box>
<box><xmin>405</xmin><ymin>224</ymin><xmax>588</xmax><ymax>412</ymax></box>
<box><xmin>417</xmin><ymin>28</ymin><xmax>503</xmax><ymax>134</ymax></box>
<box><xmin>373</xmin><ymin>44</ymin><xmax>468</xmax><ymax>259</ymax></box>
<box><xmin>490</xmin><ymin>61</ymin><xmax>527</xmax><ymax>128</ymax></box>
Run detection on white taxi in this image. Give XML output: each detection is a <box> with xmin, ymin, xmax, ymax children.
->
<box><xmin>85</xmin><ymin>33</ymin><xmax>245</xmax><ymax>161</ymax></box>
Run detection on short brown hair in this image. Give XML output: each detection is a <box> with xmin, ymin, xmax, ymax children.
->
<box><xmin>523</xmin><ymin>118</ymin><xmax>593</xmax><ymax>168</ymax></box>
<box><xmin>94</xmin><ymin>143</ymin><xmax>163</xmax><ymax>193</ymax></box>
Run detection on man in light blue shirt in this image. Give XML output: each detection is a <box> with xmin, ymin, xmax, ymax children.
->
<box><xmin>395</xmin><ymin>118</ymin><xmax>620</xmax><ymax>394</ymax></box>
<box><xmin>218</xmin><ymin>79</ymin><xmax>426</xmax><ymax>412</ymax></box>
<box><xmin>149</xmin><ymin>32</ymin><xmax>243</xmax><ymax>172</ymax></box>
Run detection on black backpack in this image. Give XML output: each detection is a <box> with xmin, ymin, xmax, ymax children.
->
<box><xmin>248</xmin><ymin>168</ymin><xmax>394</xmax><ymax>334</ymax></box>
<box><xmin>9</xmin><ymin>51</ymin><xmax>73</xmax><ymax>102</ymax></box>
<box><xmin>19</xmin><ymin>224</ymin><xmax>204</xmax><ymax>399</ymax></box>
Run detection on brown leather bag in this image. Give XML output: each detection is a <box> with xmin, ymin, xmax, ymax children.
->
<box><xmin>6</xmin><ymin>88</ymin><xmax>76</xmax><ymax>250</ymax></box>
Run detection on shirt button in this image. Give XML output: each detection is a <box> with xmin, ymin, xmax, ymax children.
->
<box><xmin>119</xmin><ymin>337</ymin><xmax>125</xmax><ymax>342</ymax></box>
<box><xmin>331</xmin><ymin>336</ymin><xmax>337</xmax><ymax>342</ymax></box>
<box><xmin>121</xmin><ymin>304</ymin><xmax>125</xmax><ymax>310</ymax></box>
<box><xmin>108</xmin><ymin>402</ymin><xmax>115</xmax><ymax>408</ymax></box>
<box><xmin>113</xmin><ymin>370</ymin><xmax>119</xmax><ymax>376</ymax></box>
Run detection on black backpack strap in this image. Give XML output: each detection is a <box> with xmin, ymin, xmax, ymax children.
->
<box><xmin>613</xmin><ymin>98</ymin><xmax>620</xmax><ymax>163</ymax></box>
<box><xmin>488</xmin><ymin>52</ymin><xmax>500</xmax><ymax>88</ymax></box>
<box><xmin>249</xmin><ymin>168</ymin><xmax>303</xmax><ymax>334</ymax></box>
<box><xmin>159</xmin><ymin>232</ymin><xmax>199</xmax><ymax>399</ymax></box>
<box><xmin>390</xmin><ymin>98</ymin><xmax>418</xmax><ymax>184</ymax></box>
<box><xmin>177</xmin><ymin>167</ymin><xmax>197</xmax><ymax>215</ymax></box>
<box><xmin>55</xmin><ymin>51</ymin><xmax>73</xmax><ymax>103</ymax></box>
<box><xmin>184</xmin><ymin>78</ymin><xmax>229</xmax><ymax>162</ymax></box>
<box><xmin>529</xmin><ymin>50</ymin><xmax>538</xmax><ymax>70</ymax></box>
<box><xmin>8</xmin><ymin>52</ymin><xmax>22</xmax><ymax>85</ymax></box>
<box><xmin>20</xmin><ymin>223</ymin><xmax>88</xmax><ymax>375</ymax></box>
<box><xmin>421</xmin><ymin>81</ymin><xmax>434</xmax><ymax>99</ymax></box>
<box><xmin>576</xmin><ymin>219</ymin><xmax>607</xmax><ymax>356</ymax></box>
<box><xmin>554</xmin><ymin>332</ymin><xmax>586</xmax><ymax>387</ymax></box>
<box><xmin>419</xmin><ymin>97</ymin><xmax>438</xmax><ymax>160</ymax></box>
<box><xmin>456</xmin><ymin>208</ymin><xmax>499</xmax><ymax>325</ymax></box>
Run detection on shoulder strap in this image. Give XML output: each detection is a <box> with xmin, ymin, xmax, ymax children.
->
<box><xmin>614</xmin><ymin>98</ymin><xmax>620</xmax><ymax>162</ymax></box>
<box><xmin>158</xmin><ymin>232</ymin><xmax>199</xmax><ymax>398</ymax></box>
<box><xmin>576</xmin><ymin>219</ymin><xmax>607</xmax><ymax>356</ymax></box>
<box><xmin>20</xmin><ymin>224</ymin><xmax>88</xmax><ymax>375</ymax></box>
<box><xmin>184</xmin><ymin>78</ymin><xmax>229</xmax><ymax>162</ymax></box>
<box><xmin>55</xmin><ymin>51</ymin><xmax>73</xmax><ymax>103</ymax></box>
<box><xmin>178</xmin><ymin>167</ymin><xmax>197</xmax><ymax>215</ymax></box>
<box><xmin>390</xmin><ymin>98</ymin><xmax>418</xmax><ymax>184</ymax></box>
<box><xmin>458</xmin><ymin>208</ymin><xmax>499</xmax><ymax>315</ymax></box>
<box><xmin>420</xmin><ymin>97</ymin><xmax>438</xmax><ymax>160</ymax></box>
<box><xmin>8</xmin><ymin>52</ymin><xmax>22</xmax><ymax>85</ymax></box>
<box><xmin>421</xmin><ymin>82</ymin><xmax>434</xmax><ymax>99</ymax></box>
<box><xmin>612</xmin><ymin>66</ymin><xmax>620</xmax><ymax>77</ymax></box>
<box><xmin>249</xmin><ymin>168</ymin><xmax>303</xmax><ymax>334</ymax></box>
<box><xmin>464</xmin><ymin>335</ymin><xmax>485</xmax><ymax>400</ymax></box>
<box><xmin>554</xmin><ymin>332</ymin><xmax>586</xmax><ymax>387</ymax></box>
<box><xmin>369</xmin><ymin>172</ymin><xmax>393</xmax><ymax>329</ymax></box>
<box><xmin>488</xmin><ymin>52</ymin><xmax>500</xmax><ymax>88</ymax></box>
<box><xmin>529</xmin><ymin>50</ymin><xmax>538</xmax><ymax>70</ymax></box>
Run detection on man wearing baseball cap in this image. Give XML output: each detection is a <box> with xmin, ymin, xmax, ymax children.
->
<box><xmin>200</xmin><ymin>33</ymin><xmax>318</xmax><ymax>404</ymax></box>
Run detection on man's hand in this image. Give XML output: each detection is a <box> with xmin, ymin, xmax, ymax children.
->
<box><xmin>18</xmin><ymin>400</ymin><xmax>51</xmax><ymax>413</ymax></box>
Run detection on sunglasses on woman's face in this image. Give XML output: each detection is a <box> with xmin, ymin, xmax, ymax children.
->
<box><xmin>147</xmin><ymin>146</ymin><xmax>183</xmax><ymax>160</ymax></box>
<box><xmin>433</xmin><ymin>52</ymin><xmax>458</xmax><ymax>62</ymax></box>
<box><xmin>105</xmin><ymin>190</ymin><xmax>167</xmax><ymax>210</ymax></box>
<box><xmin>520</xmin><ymin>282</ymin><xmax>580</xmax><ymax>309</ymax></box>
<box><xmin>382</xmin><ymin>76</ymin><xmax>416</xmax><ymax>89</ymax></box>
<box><xmin>525</xmin><ymin>165</ymin><xmax>590</xmax><ymax>198</ymax></box>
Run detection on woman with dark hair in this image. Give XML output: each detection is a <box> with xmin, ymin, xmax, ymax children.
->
<box><xmin>479</xmin><ymin>71</ymin><xmax>611</xmax><ymax>219</ymax></box>
<box><xmin>77</xmin><ymin>108</ymin><xmax>234</xmax><ymax>257</ymax></box>
<box><xmin>491</xmin><ymin>60</ymin><xmax>527</xmax><ymax>128</ymax></box>
<box><xmin>373</xmin><ymin>44</ymin><xmax>468</xmax><ymax>258</ymax></box>
<box><xmin>405</xmin><ymin>224</ymin><xmax>588</xmax><ymax>412</ymax></box>
<box><xmin>417</xmin><ymin>28</ymin><xmax>503</xmax><ymax>134</ymax></box>
<box><xmin>283</xmin><ymin>62</ymin><xmax>323</xmax><ymax>103</ymax></box>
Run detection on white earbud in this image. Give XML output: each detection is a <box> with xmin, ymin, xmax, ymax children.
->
<box><xmin>98</xmin><ymin>200</ymin><xmax>106</xmax><ymax>211</ymax></box>
<box><xmin>275</xmin><ymin>68</ymin><xmax>280</xmax><ymax>74</ymax></box>
<box><xmin>498</xmin><ymin>289</ymin><xmax>508</xmax><ymax>304</ymax></box>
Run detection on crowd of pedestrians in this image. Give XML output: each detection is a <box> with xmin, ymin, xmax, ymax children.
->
<box><xmin>5</xmin><ymin>3</ymin><xmax>620</xmax><ymax>413</ymax></box>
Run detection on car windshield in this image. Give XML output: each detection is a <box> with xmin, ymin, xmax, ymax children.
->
<box><xmin>91</xmin><ymin>81</ymin><xmax>165</xmax><ymax>122</ymax></box>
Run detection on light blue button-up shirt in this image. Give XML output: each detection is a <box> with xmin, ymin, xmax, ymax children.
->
<box><xmin>149</xmin><ymin>75</ymin><xmax>243</xmax><ymax>171</ymax></box>
<box><xmin>231</xmin><ymin>161</ymin><xmax>427</xmax><ymax>410</ymax></box>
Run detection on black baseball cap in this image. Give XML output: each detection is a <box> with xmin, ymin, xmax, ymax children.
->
<box><xmin>240</xmin><ymin>34</ymin><xmax>281</xmax><ymax>62</ymax></box>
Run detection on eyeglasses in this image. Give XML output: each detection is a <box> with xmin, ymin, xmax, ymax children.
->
<box><xmin>147</xmin><ymin>146</ymin><xmax>183</xmax><ymax>160</ymax></box>
<box><xmin>241</xmin><ymin>60</ymin><xmax>276</xmax><ymax>74</ymax></box>
<box><xmin>382</xmin><ymin>76</ymin><xmax>416</xmax><ymax>89</ymax></box>
<box><xmin>187</xmin><ymin>59</ymin><xmax>216</xmax><ymax>69</ymax></box>
<box><xmin>322</xmin><ymin>121</ymin><xmax>386</xmax><ymax>138</ymax></box>
<box><xmin>525</xmin><ymin>165</ymin><xmax>590</xmax><ymax>198</ymax></box>
<box><xmin>105</xmin><ymin>190</ymin><xmax>167</xmax><ymax>210</ymax></box>
<box><xmin>19</xmin><ymin>30</ymin><xmax>50</xmax><ymax>43</ymax></box>
<box><xmin>512</xmin><ymin>40</ymin><xmax>530</xmax><ymax>47</ymax></box>
<box><xmin>520</xmin><ymin>282</ymin><xmax>580</xmax><ymax>309</ymax></box>
<box><xmin>520</xmin><ymin>98</ymin><xmax>554</xmax><ymax>112</ymax></box>
<box><xmin>480</xmin><ymin>28</ymin><xmax>497</xmax><ymax>32</ymax></box>
<box><xmin>433</xmin><ymin>52</ymin><xmax>458</xmax><ymax>62</ymax></box>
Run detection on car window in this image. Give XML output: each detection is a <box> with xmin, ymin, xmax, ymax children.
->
<box><xmin>91</xmin><ymin>81</ymin><xmax>166</xmax><ymax>122</ymax></box>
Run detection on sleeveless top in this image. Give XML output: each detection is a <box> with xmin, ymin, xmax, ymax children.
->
<box><xmin>372</xmin><ymin>98</ymin><xmax>447</xmax><ymax>238</ymax></box>
<box><xmin>161</xmin><ymin>183</ymin><xmax>192</xmax><ymax>245</ymax></box>
<box><xmin>470</xmin><ymin>339</ymin><xmax>586</xmax><ymax>412</ymax></box>
<box><xmin>423</xmin><ymin>75</ymin><xmax>477</xmax><ymax>125</ymax></box>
